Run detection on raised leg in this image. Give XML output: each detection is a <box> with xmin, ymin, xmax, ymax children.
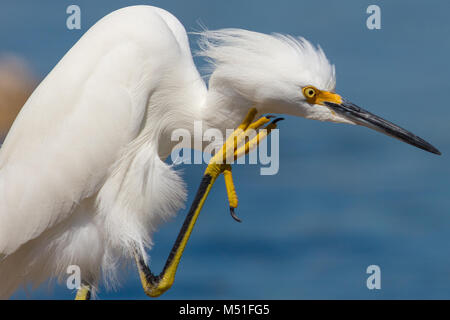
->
<box><xmin>134</xmin><ymin>108</ymin><xmax>283</xmax><ymax>297</ymax></box>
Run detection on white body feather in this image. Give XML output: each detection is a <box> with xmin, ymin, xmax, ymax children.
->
<box><xmin>0</xmin><ymin>6</ymin><xmax>205</xmax><ymax>296</ymax></box>
<box><xmin>0</xmin><ymin>5</ymin><xmax>335</xmax><ymax>298</ymax></box>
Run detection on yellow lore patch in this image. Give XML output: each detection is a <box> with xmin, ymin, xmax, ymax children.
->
<box><xmin>302</xmin><ymin>85</ymin><xmax>342</xmax><ymax>106</ymax></box>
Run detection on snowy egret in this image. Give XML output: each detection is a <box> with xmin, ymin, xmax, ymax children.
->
<box><xmin>0</xmin><ymin>5</ymin><xmax>440</xmax><ymax>299</ymax></box>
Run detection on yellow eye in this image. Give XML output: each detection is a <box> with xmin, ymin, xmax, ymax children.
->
<box><xmin>302</xmin><ymin>86</ymin><xmax>317</xmax><ymax>99</ymax></box>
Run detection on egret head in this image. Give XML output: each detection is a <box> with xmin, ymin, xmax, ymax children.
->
<box><xmin>199</xmin><ymin>29</ymin><xmax>440</xmax><ymax>155</ymax></box>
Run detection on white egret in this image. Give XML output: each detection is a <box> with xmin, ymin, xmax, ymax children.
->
<box><xmin>0</xmin><ymin>5</ymin><xmax>440</xmax><ymax>299</ymax></box>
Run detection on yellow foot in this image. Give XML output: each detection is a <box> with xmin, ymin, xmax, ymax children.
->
<box><xmin>205</xmin><ymin>108</ymin><xmax>283</xmax><ymax>222</ymax></box>
<box><xmin>75</xmin><ymin>283</ymin><xmax>91</xmax><ymax>300</ymax></box>
<box><xmin>133</xmin><ymin>108</ymin><xmax>283</xmax><ymax>299</ymax></box>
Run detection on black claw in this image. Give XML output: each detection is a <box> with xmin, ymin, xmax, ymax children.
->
<box><xmin>272</xmin><ymin>117</ymin><xmax>285</xmax><ymax>124</ymax></box>
<box><xmin>230</xmin><ymin>207</ymin><xmax>242</xmax><ymax>223</ymax></box>
<box><xmin>265</xmin><ymin>115</ymin><xmax>276</xmax><ymax>119</ymax></box>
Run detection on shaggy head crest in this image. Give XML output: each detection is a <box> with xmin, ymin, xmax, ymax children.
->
<box><xmin>197</xmin><ymin>29</ymin><xmax>336</xmax><ymax>98</ymax></box>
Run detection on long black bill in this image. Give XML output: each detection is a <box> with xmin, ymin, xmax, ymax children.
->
<box><xmin>324</xmin><ymin>100</ymin><xmax>441</xmax><ymax>155</ymax></box>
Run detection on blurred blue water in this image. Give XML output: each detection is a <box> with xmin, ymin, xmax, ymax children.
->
<box><xmin>1</xmin><ymin>0</ymin><xmax>449</xmax><ymax>299</ymax></box>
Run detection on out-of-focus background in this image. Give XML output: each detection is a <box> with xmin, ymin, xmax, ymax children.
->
<box><xmin>1</xmin><ymin>0</ymin><xmax>449</xmax><ymax>299</ymax></box>
<box><xmin>0</xmin><ymin>55</ymin><xmax>36</xmax><ymax>139</ymax></box>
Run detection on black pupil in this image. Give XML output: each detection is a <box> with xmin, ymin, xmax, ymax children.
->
<box><xmin>308</xmin><ymin>90</ymin><xmax>314</xmax><ymax>96</ymax></box>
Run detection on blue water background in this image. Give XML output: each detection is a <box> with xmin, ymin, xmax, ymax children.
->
<box><xmin>1</xmin><ymin>0</ymin><xmax>449</xmax><ymax>299</ymax></box>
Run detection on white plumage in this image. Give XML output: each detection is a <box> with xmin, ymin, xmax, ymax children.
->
<box><xmin>1</xmin><ymin>5</ymin><xmax>435</xmax><ymax>299</ymax></box>
<box><xmin>0</xmin><ymin>6</ymin><xmax>202</xmax><ymax>296</ymax></box>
